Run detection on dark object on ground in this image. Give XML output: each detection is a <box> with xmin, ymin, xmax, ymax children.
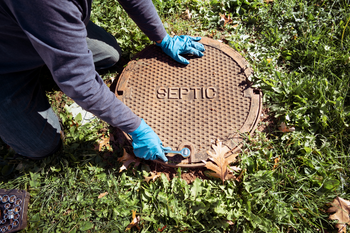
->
<box><xmin>0</xmin><ymin>189</ymin><xmax>30</xmax><ymax>233</ymax></box>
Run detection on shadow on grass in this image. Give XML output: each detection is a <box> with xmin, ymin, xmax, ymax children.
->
<box><xmin>0</xmin><ymin>128</ymin><xmax>128</xmax><ymax>185</ymax></box>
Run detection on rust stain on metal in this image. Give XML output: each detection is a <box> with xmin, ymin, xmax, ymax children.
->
<box><xmin>116</xmin><ymin>37</ymin><xmax>261</xmax><ymax>167</ymax></box>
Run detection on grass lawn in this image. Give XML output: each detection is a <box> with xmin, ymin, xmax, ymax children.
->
<box><xmin>1</xmin><ymin>0</ymin><xmax>350</xmax><ymax>232</ymax></box>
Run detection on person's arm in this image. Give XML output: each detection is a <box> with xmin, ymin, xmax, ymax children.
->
<box><xmin>5</xmin><ymin>0</ymin><xmax>140</xmax><ymax>133</ymax></box>
<box><xmin>5</xmin><ymin>0</ymin><xmax>170</xmax><ymax>162</ymax></box>
<box><xmin>118</xmin><ymin>0</ymin><xmax>205</xmax><ymax>65</ymax></box>
<box><xmin>117</xmin><ymin>0</ymin><xmax>167</xmax><ymax>42</ymax></box>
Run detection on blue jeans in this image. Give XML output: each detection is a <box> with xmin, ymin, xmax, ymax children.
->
<box><xmin>0</xmin><ymin>21</ymin><xmax>122</xmax><ymax>159</ymax></box>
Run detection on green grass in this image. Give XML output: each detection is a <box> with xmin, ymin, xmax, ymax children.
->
<box><xmin>1</xmin><ymin>0</ymin><xmax>350</xmax><ymax>232</ymax></box>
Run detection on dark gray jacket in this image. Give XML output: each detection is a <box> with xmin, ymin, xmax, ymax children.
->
<box><xmin>0</xmin><ymin>0</ymin><xmax>167</xmax><ymax>132</ymax></box>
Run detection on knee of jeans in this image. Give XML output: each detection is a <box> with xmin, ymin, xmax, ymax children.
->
<box><xmin>18</xmin><ymin>134</ymin><xmax>62</xmax><ymax>159</ymax></box>
<box><xmin>106</xmin><ymin>49</ymin><xmax>121</xmax><ymax>65</ymax></box>
<box><xmin>87</xmin><ymin>37</ymin><xmax>122</xmax><ymax>70</ymax></box>
<box><xmin>95</xmin><ymin>49</ymin><xmax>121</xmax><ymax>70</ymax></box>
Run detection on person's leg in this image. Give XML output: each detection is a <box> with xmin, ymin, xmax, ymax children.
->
<box><xmin>0</xmin><ymin>67</ymin><xmax>62</xmax><ymax>159</ymax></box>
<box><xmin>86</xmin><ymin>21</ymin><xmax>122</xmax><ymax>70</ymax></box>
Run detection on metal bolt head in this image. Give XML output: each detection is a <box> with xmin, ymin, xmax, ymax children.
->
<box><xmin>12</xmin><ymin>220</ymin><xmax>19</xmax><ymax>228</ymax></box>
<box><xmin>15</xmin><ymin>198</ymin><xmax>22</xmax><ymax>206</ymax></box>
<box><xmin>1</xmin><ymin>195</ymin><xmax>8</xmax><ymax>203</ymax></box>
<box><xmin>9</xmin><ymin>195</ymin><xmax>16</xmax><ymax>203</ymax></box>
<box><xmin>13</xmin><ymin>206</ymin><xmax>21</xmax><ymax>214</ymax></box>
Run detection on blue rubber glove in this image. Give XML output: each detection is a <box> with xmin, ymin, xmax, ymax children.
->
<box><xmin>156</xmin><ymin>34</ymin><xmax>205</xmax><ymax>65</ymax></box>
<box><xmin>129</xmin><ymin>119</ymin><xmax>169</xmax><ymax>162</ymax></box>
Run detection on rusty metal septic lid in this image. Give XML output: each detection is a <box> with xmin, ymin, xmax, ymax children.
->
<box><xmin>115</xmin><ymin>37</ymin><xmax>261</xmax><ymax>167</ymax></box>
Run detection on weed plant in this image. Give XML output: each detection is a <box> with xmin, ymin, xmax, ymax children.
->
<box><xmin>1</xmin><ymin>0</ymin><xmax>350</xmax><ymax>232</ymax></box>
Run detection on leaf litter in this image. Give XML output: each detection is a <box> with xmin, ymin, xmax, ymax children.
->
<box><xmin>109</xmin><ymin>127</ymin><xmax>244</xmax><ymax>185</ymax></box>
<box><xmin>117</xmin><ymin>148</ymin><xmax>140</xmax><ymax>172</ymax></box>
<box><xmin>109</xmin><ymin>126</ymin><xmax>209</xmax><ymax>184</ymax></box>
<box><xmin>202</xmin><ymin>139</ymin><xmax>240</xmax><ymax>184</ymax></box>
<box><xmin>327</xmin><ymin>197</ymin><xmax>350</xmax><ymax>232</ymax></box>
<box><xmin>112</xmin><ymin>124</ymin><xmax>241</xmax><ymax>184</ymax></box>
<box><xmin>94</xmin><ymin>134</ymin><xmax>112</xmax><ymax>151</ymax></box>
<box><xmin>143</xmin><ymin>171</ymin><xmax>162</xmax><ymax>183</ymax></box>
<box><xmin>125</xmin><ymin>210</ymin><xmax>140</xmax><ymax>231</ymax></box>
<box><xmin>278</xmin><ymin>122</ymin><xmax>295</xmax><ymax>133</ymax></box>
<box><xmin>98</xmin><ymin>192</ymin><xmax>108</xmax><ymax>199</ymax></box>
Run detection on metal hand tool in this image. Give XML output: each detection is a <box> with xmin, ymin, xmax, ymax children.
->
<box><xmin>163</xmin><ymin>147</ymin><xmax>191</xmax><ymax>158</ymax></box>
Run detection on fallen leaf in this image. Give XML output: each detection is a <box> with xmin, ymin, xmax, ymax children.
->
<box><xmin>327</xmin><ymin>197</ymin><xmax>350</xmax><ymax>232</ymax></box>
<box><xmin>227</xmin><ymin>220</ymin><xmax>234</xmax><ymax>225</ymax></box>
<box><xmin>229</xmin><ymin>166</ymin><xmax>241</xmax><ymax>172</ymax></box>
<box><xmin>98</xmin><ymin>192</ymin><xmax>108</xmax><ymax>199</ymax></box>
<box><xmin>273</xmin><ymin>156</ymin><xmax>280</xmax><ymax>169</ymax></box>
<box><xmin>264</xmin><ymin>0</ymin><xmax>273</xmax><ymax>3</ymax></box>
<box><xmin>226</xmin><ymin>153</ymin><xmax>239</xmax><ymax>164</ymax></box>
<box><xmin>95</xmin><ymin>135</ymin><xmax>112</xmax><ymax>151</ymax></box>
<box><xmin>203</xmin><ymin>139</ymin><xmax>238</xmax><ymax>184</ymax></box>
<box><xmin>219</xmin><ymin>13</ymin><xmax>233</xmax><ymax>26</ymax></box>
<box><xmin>125</xmin><ymin>210</ymin><xmax>140</xmax><ymax>231</ymax></box>
<box><xmin>183</xmin><ymin>8</ymin><xmax>192</xmax><ymax>20</ymax></box>
<box><xmin>279</xmin><ymin>122</ymin><xmax>295</xmax><ymax>133</ymax></box>
<box><xmin>144</xmin><ymin>172</ymin><xmax>162</xmax><ymax>183</ymax></box>
<box><xmin>117</xmin><ymin>149</ymin><xmax>141</xmax><ymax>172</ymax></box>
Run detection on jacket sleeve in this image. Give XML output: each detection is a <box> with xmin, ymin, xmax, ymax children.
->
<box><xmin>5</xmin><ymin>0</ymin><xmax>141</xmax><ymax>133</ymax></box>
<box><xmin>117</xmin><ymin>0</ymin><xmax>167</xmax><ymax>42</ymax></box>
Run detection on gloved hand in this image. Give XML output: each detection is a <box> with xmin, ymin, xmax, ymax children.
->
<box><xmin>156</xmin><ymin>34</ymin><xmax>205</xmax><ymax>65</ymax></box>
<box><xmin>129</xmin><ymin>119</ymin><xmax>169</xmax><ymax>162</ymax></box>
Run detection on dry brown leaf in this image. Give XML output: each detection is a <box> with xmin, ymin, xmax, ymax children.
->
<box><xmin>183</xmin><ymin>8</ymin><xmax>192</xmax><ymax>20</ymax></box>
<box><xmin>117</xmin><ymin>149</ymin><xmax>141</xmax><ymax>172</ymax></box>
<box><xmin>327</xmin><ymin>197</ymin><xmax>350</xmax><ymax>232</ymax></box>
<box><xmin>279</xmin><ymin>122</ymin><xmax>295</xmax><ymax>133</ymax></box>
<box><xmin>226</xmin><ymin>153</ymin><xmax>239</xmax><ymax>164</ymax></box>
<box><xmin>125</xmin><ymin>210</ymin><xmax>140</xmax><ymax>231</ymax></box>
<box><xmin>227</xmin><ymin>220</ymin><xmax>234</xmax><ymax>225</ymax></box>
<box><xmin>204</xmin><ymin>170</ymin><xmax>235</xmax><ymax>181</ymax></box>
<box><xmin>273</xmin><ymin>156</ymin><xmax>280</xmax><ymax>169</ymax></box>
<box><xmin>204</xmin><ymin>139</ymin><xmax>238</xmax><ymax>184</ymax></box>
<box><xmin>230</xmin><ymin>166</ymin><xmax>241</xmax><ymax>172</ymax></box>
<box><xmin>143</xmin><ymin>172</ymin><xmax>162</xmax><ymax>183</ymax></box>
<box><xmin>219</xmin><ymin>13</ymin><xmax>233</xmax><ymax>26</ymax></box>
<box><xmin>95</xmin><ymin>135</ymin><xmax>112</xmax><ymax>151</ymax></box>
<box><xmin>98</xmin><ymin>192</ymin><xmax>108</xmax><ymax>199</ymax></box>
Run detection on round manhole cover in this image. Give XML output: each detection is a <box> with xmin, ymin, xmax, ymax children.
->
<box><xmin>115</xmin><ymin>37</ymin><xmax>261</xmax><ymax>167</ymax></box>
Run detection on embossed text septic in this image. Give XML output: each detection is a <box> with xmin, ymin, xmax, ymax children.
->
<box><xmin>156</xmin><ymin>87</ymin><xmax>218</xmax><ymax>100</ymax></box>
